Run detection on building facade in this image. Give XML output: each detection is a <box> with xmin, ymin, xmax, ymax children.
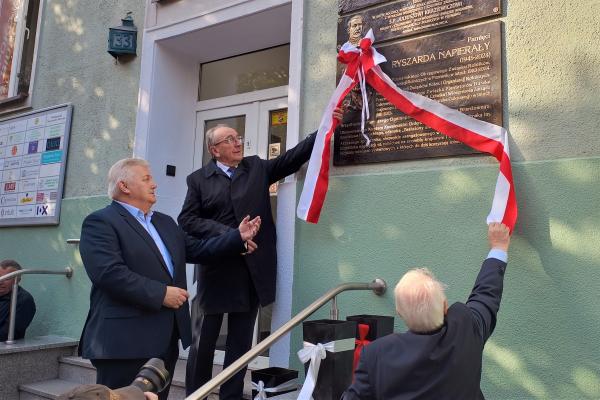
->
<box><xmin>1</xmin><ymin>0</ymin><xmax>599</xmax><ymax>398</ymax></box>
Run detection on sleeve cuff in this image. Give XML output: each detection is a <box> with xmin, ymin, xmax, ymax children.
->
<box><xmin>487</xmin><ymin>248</ymin><xmax>508</xmax><ymax>263</ymax></box>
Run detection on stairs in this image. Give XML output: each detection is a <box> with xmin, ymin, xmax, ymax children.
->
<box><xmin>2</xmin><ymin>337</ymin><xmax>298</xmax><ymax>399</ymax></box>
<box><xmin>18</xmin><ymin>356</ymin><xmax>218</xmax><ymax>400</ymax></box>
<box><xmin>17</xmin><ymin>356</ymin><xmax>305</xmax><ymax>399</ymax></box>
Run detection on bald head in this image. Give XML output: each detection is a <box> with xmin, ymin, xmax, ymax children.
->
<box><xmin>394</xmin><ymin>268</ymin><xmax>447</xmax><ymax>333</ymax></box>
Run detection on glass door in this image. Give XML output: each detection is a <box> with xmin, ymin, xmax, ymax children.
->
<box><xmin>186</xmin><ymin>97</ymin><xmax>286</xmax><ymax>368</ymax></box>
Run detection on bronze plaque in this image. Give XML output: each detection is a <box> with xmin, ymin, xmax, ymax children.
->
<box><xmin>339</xmin><ymin>0</ymin><xmax>388</xmax><ymax>14</ymax></box>
<box><xmin>334</xmin><ymin>21</ymin><xmax>502</xmax><ymax>165</ymax></box>
<box><xmin>337</xmin><ymin>0</ymin><xmax>501</xmax><ymax>44</ymax></box>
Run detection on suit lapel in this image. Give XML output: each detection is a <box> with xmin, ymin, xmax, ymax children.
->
<box><xmin>151</xmin><ymin>214</ymin><xmax>181</xmax><ymax>279</ymax></box>
<box><xmin>111</xmin><ymin>202</ymin><xmax>172</xmax><ymax>280</ymax></box>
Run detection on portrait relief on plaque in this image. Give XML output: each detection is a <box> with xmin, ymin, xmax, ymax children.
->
<box><xmin>338</xmin><ymin>12</ymin><xmax>378</xmax><ymax>147</ymax></box>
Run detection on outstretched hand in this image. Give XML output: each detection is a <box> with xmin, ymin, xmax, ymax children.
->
<box><xmin>239</xmin><ymin>215</ymin><xmax>261</xmax><ymax>242</ymax></box>
<box><xmin>333</xmin><ymin>106</ymin><xmax>345</xmax><ymax>122</ymax></box>
<box><xmin>488</xmin><ymin>222</ymin><xmax>510</xmax><ymax>252</ymax></box>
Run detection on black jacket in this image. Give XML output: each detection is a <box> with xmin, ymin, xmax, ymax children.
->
<box><xmin>178</xmin><ymin>132</ymin><xmax>316</xmax><ymax>313</ymax></box>
<box><xmin>344</xmin><ymin>257</ymin><xmax>507</xmax><ymax>400</ymax></box>
<box><xmin>78</xmin><ymin>201</ymin><xmax>244</xmax><ymax>359</ymax></box>
<box><xmin>0</xmin><ymin>286</ymin><xmax>36</xmax><ymax>341</ymax></box>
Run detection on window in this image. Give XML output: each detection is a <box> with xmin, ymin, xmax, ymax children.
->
<box><xmin>0</xmin><ymin>0</ymin><xmax>41</xmax><ymax>106</ymax></box>
<box><xmin>198</xmin><ymin>44</ymin><xmax>290</xmax><ymax>101</ymax></box>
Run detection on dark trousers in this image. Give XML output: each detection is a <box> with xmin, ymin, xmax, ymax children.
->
<box><xmin>185</xmin><ymin>305</ymin><xmax>259</xmax><ymax>400</ymax></box>
<box><xmin>91</xmin><ymin>326</ymin><xmax>180</xmax><ymax>400</ymax></box>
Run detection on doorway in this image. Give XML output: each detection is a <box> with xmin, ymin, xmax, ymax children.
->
<box><xmin>191</xmin><ymin>92</ymin><xmax>288</xmax><ymax>368</ymax></box>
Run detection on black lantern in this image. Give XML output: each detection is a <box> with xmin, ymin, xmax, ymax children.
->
<box><xmin>108</xmin><ymin>12</ymin><xmax>137</xmax><ymax>59</ymax></box>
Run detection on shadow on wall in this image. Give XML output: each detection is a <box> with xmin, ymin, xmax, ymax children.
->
<box><xmin>292</xmin><ymin>156</ymin><xmax>600</xmax><ymax>399</ymax></box>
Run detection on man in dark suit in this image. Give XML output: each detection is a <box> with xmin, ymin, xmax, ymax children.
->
<box><xmin>344</xmin><ymin>223</ymin><xmax>511</xmax><ymax>400</ymax></box>
<box><xmin>0</xmin><ymin>259</ymin><xmax>36</xmax><ymax>341</ymax></box>
<box><xmin>78</xmin><ymin>158</ymin><xmax>260</xmax><ymax>400</ymax></box>
<box><xmin>178</xmin><ymin>113</ymin><xmax>342</xmax><ymax>398</ymax></box>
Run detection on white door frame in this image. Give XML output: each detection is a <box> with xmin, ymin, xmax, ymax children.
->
<box><xmin>135</xmin><ymin>0</ymin><xmax>305</xmax><ymax>368</ymax></box>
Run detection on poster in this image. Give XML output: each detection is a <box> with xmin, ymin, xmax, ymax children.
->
<box><xmin>0</xmin><ymin>104</ymin><xmax>73</xmax><ymax>226</ymax></box>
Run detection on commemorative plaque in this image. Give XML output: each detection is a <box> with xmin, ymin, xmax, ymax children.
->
<box><xmin>334</xmin><ymin>21</ymin><xmax>502</xmax><ymax>165</ymax></box>
<box><xmin>339</xmin><ymin>0</ymin><xmax>388</xmax><ymax>14</ymax></box>
<box><xmin>338</xmin><ymin>0</ymin><xmax>500</xmax><ymax>43</ymax></box>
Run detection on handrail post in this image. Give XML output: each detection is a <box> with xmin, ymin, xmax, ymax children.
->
<box><xmin>6</xmin><ymin>279</ymin><xmax>19</xmax><ymax>344</ymax></box>
<box><xmin>330</xmin><ymin>295</ymin><xmax>339</xmax><ymax>320</ymax></box>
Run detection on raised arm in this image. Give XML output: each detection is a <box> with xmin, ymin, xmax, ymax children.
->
<box><xmin>466</xmin><ymin>222</ymin><xmax>511</xmax><ymax>342</ymax></box>
<box><xmin>178</xmin><ymin>174</ymin><xmax>233</xmax><ymax>237</ymax></box>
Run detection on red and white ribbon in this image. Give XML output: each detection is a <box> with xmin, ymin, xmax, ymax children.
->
<box><xmin>297</xmin><ymin>29</ymin><xmax>517</xmax><ymax>232</ymax></box>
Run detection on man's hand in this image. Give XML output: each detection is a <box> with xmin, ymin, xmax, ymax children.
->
<box><xmin>144</xmin><ymin>393</ymin><xmax>158</xmax><ymax>400</ymax></box>
<box><xmin>239</xmin><ymin>215</ymin><xmax>261</xmax><ymax>242</ymax></box>
<box><xmin>163</xmin><ymin>286</ymin><xmax>189</xmax><ymax>309</ymax></box>
<box><xmin>488</xmin><ymin>222</ymin><xmax>510</xmax><ymax>252</ymax></box>
<box><xmin>333</xmin><ymin>106</ymin><xmax>345</xmax><ymax>122</ymax></box>
<box><xmin>246</xmin><ymin>239</ymin><xmax>258</xmax><ymax>254</ymax></box>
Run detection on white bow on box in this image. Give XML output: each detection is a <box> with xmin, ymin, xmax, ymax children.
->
<box><xmin>296</xmin><ymin>338</ymin><xmax>355</xmax><ymax>400</ymax></box>
<box><xmin>251</xmin><ymin>378</ymin><xmax>299</xmax><ymax>400</ymax></box>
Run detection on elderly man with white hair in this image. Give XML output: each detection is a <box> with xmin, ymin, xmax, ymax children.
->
<box><xmin>343</xmin><ymin>222</ymin><xmax>511</xmax><ymax>400</ymax></box>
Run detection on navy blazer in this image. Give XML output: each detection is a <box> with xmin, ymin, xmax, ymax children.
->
<box><xmin>344</xmin><ymin>257</ymin><xmax>507</xmax><ymax>400</ymax></box>
<box><xmin>78</xmin><ymin>201</ymin><xmax>245</xmax><ymax>359</ymax></box>
<box><xmin>178</xmin><ymin>132</ymin><xmax>316</xmax><ymax>313</ymax></box>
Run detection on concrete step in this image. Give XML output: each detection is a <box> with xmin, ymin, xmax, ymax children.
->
<box><xmin>53</xmin><ymin>357</ymin><xmax>254</xmax><ymax>399</ymax></box>
<box><xmin>19</xmin><ymin>379</ymin><xmax>80</xmax><ymax>400</ymax></box>
<box><xmin>58</xmin><ymin>356</ymin><xmax>95</xmax><ymax>385</ymax></box>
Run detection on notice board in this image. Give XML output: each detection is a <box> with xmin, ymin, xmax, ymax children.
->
<box><xmin>0</xmin><ymin>104</ymin><xmax>73</xmax><ymax>226</ymax></box>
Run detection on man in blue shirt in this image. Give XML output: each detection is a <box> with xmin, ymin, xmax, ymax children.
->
<box><xmin>344</xmin><ymin>223</ymin><xmax>511</xmax><ymax>400</ymax></box>
<box><xmin>78</xmin><ymin>158</ymin><xmax>260</xmax><ymax>400</ymax></box>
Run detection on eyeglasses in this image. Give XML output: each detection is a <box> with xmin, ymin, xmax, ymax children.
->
<box><xmin>213</xmin><ymin>135</ymin><xmax>244</xmax><ymax>146</ymax></box>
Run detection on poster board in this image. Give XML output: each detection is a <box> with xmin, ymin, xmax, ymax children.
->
<box><xmin>0</xmin><ymin>104</ymin><xmax>73</xmax><ymax>226</ymax></box>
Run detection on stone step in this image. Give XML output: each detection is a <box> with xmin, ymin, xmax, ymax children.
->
<box><xmin>54</xmin><ymin>357</ymin><xmax>256</xmax><ymax>399</ymax></box>
<box><xmin>58</xmin><ymin>357</ymin><xmax>95</xmax><ymax>385</ymax></box>
<box><xmin>19</xmin><ymin>379</ymin><xmax>80</xmax><ymax>400</ymax></box>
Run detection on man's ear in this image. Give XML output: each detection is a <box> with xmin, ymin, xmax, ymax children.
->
<box><xmin>443</xmin><ymin>299</ymin><xmax>449</xmax><ymax>315</ymax></box>
<box><xmin>209</xmin><ymin>146</ymin><xmax>219</xmax><ymax>159</ymax></box>
<box><xmin>117</xmin><ymin>180</ymin><xmax>129</xmax><ymax>194</ymax></box>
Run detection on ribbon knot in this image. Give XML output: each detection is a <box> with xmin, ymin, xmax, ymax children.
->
<box><xmin>252</xmin><ymin>378</ymin><xmax>299</xmax><ymax>400</ymax></box>
<box><xmin>252</xmin><ymin>380</ymin><xmax>266</xmax><ymax>400</ymax></box>
<box><xmin>336</xmin><ymin>29</ymin><xmax>387</xmax><ymax>146</ymax></box>
<box><xmin>352</xmin><ymin>324</ymin><xmax>371</xmax><ymax>379</ymax></box>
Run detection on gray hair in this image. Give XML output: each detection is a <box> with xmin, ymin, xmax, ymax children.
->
<box><xmin>205</xmin><ymin>124</ymin><xmax>231</xmax><ymax>157</ymax></box>
<box><xmin>347</xmin><ymin>14</ymin><xmax>363</xmax><ymax>30</ymax></box>
<box><xmin>107</xmin><ymin>158</ymin><xmax>149</xmax><ymax>199</ymax></box>
<box><xmin>394</xmin><ymin>268</ymin><xmax>447</xmax><ymax>333</ymax></box>
<box><xmin>0</xmin><ymin>259</ymin><xmax>22</xmax><ymax>270</ymax></box>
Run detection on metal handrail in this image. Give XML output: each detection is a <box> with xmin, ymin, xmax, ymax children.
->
<box><xmin>186</xmin><ymin>278</ymin><xmax>387</xmax><ymax>400</ymax></box>
<box><xmin>1</xmin><ymin>267</ymin><xmax>74</xmax><ymax>344</ymax></box>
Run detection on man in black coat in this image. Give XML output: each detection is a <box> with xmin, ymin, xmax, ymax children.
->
<box><xmin>178</xmin><ymin>115</ymin><xmax>344</xmax><ymax>398</ymax></box>
<box><xmin>343</xmin><ymin>223</ymin><xmax>511</xmax><ymax>400</ymax></box>
<box><xmin>0</xmin><ymin>259</ymin><xmax>36</xmax><ymax>341</ymax></box>
<box><xmin>78</xmin><ymin>158</ymin><xmax>260</xmax><ymax>400</ymax></box>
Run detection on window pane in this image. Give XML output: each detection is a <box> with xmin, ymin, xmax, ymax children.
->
<box><xmin>0</xmin><ymin>0</ymin><xmax>20</xmax><ymax>99</ymax></box>
<box><xmin>202</xmin><ymin>115</ymin><xmax>245</xmax><ymax>166</ymax></box>
<box><xmin>199</xmin><ymin>45</ymin><xmax>290</xmax><ymax>101</ymax></box>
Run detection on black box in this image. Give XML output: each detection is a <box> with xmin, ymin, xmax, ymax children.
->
<box><xmin>302</xmin><ymin>319</ymin><xmax>356</xmax><ymax>400</ymax></box>
<box><xmin>251</xmin><ymin>367</ymin><xmax>298</xmax><ymax>398</ymax></box>
<box><xmin>346</xmin><ymin>314</ymin><xmax>394</xmax><ymax>341</ymax></box>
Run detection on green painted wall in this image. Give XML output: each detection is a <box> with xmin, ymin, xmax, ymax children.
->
<box><xmin>0</xmin><ymin>1</ymin><xmax>143</xmax><ymax>338</ymax></box>
<box><xmin>5</xmin><ymin>196</ymin><xmax>108</xmax><ymax>338</ymax></box>
<box><xmin>291</xmin><ymin>0</ymin><xmax>600</xmax><ymax>398</ymax></box>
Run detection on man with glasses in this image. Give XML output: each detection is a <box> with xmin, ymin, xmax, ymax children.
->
<box><xmin>179</xmin><ymin>112</ymin><xmax>342</xmax><ymax>399</ymax></box>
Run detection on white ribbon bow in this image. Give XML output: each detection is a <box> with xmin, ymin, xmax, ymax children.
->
<box><xmin>341</xmin><ymin>29</ymin><xmax>387</xmax><ymax>147</ymax></box>
<box><xmin>296</xmin><ymin>338</ymin><xmax>355</xmax><ymax>400</ymax></box>
<box><xmin>251</xmin><ymin>379</ymin><xmax>299</xmax><ymax>400</ymax></box>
